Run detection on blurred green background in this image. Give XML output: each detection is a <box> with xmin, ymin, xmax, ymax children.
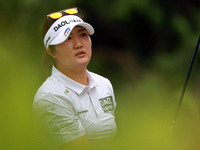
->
<box><xmin>1</xmin><ymin>0</ymin><xmax>200</xmax><ymax>149</ymax></box>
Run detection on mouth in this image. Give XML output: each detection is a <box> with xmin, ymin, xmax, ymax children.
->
<box><xmin>75</xmin><ymin>51</ymin><xmax>86</xmax><ymax>57</ymax></box>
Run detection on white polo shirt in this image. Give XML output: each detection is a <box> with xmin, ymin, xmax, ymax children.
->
<box><xmin>33</xmin><ymin>66</ymin><xmax>117</xmax><ymax>149</ymax></box>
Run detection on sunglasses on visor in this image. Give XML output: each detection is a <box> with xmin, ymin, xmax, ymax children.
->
<box><xmin>46</xmin><ymin>8</ymin><xmax>78</xmax><ymax>19</ymax></box>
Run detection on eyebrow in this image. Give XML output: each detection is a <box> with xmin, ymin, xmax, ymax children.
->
<box><xmin>77</xmin><ymin>28</ymin><xmax>87</xmax><ymax>32</ymax></box>
<box><xmin>69</xmin><ymin>27</ymin><xmax>87</xmax><ymax>36</ymax></box>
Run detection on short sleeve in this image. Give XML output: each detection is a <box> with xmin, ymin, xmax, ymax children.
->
<box><xmin>105</xmin><ymin>78</ymin><xmax>117</xmax><ymax>111</ymax></box>
<box><xmin>33</xmin><ymin>96</ymin><xmax>85</xmax><ymax>147</ymax></box>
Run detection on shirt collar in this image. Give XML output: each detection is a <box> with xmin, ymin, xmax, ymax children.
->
<box><xmin>51</xmin><ymin>66</ymin><xmax>97</xmax><ymax>95</ymax></box>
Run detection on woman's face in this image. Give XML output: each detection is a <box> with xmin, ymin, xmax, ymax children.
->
<box><xmin>50</xmin><ymin>26</ymin><xmax>92</xmax><ymax>72</ymax></box>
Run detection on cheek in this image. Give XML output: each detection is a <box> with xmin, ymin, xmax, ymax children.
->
<box><xmin>54</xmin><ymin>43</ymin><xmax>71</xmax><ymax>55</ymax></box>
<box><xmin>87</xmin><ymin>40</ymin><xmax>92</xmax><ymax>55</ymax></box>
<box><xmin>87</xmin><ymin>37</ymin><xmax>92</xmax><ymax>49</ymax></box>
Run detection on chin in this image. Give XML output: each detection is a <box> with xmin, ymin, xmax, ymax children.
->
<box><xmin>77</xmin><ymin>60</ymin><xmax>90</xmax><ymax>68</ymax></box>
<box><xmin>77</xmin><ymin>57</ymin><xmax>91</xmax><ymax>65</ymax></box>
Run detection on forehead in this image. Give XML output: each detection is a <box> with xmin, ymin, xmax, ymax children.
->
<box><xmin>71</xmin><ymin>26</ymin><xmax>87</xmax><ymax>33</ymax></box>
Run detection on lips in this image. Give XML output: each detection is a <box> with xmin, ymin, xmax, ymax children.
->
<box><xmin>75</xmin><ymin>51</ymin><xmax>86</xmax><ymax>57</ymax></box>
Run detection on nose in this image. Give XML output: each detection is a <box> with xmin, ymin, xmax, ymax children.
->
<box><xmin>74</xmin><ymin>36</ymin><xmax>83</xmax><ymax>50</ymax></box>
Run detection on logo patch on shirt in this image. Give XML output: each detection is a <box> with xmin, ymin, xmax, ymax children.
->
<box><xmin>99</xmin><ymin>96</ymin><xmax>114</xmax><ymax>112</ymax></box>
<box><xmin>64</xmin><ymin>89</ymin><xmax>70</xmax><ymax>95</ymax></box>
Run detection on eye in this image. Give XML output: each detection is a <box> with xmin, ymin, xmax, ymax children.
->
<box><xmin>80</xmin><ymin>33</ymin><xmax>86</xmax><ymax>37</ymax></box>
<box><xmin>66</xmin><ymin>36</ymin><xmax>72</xmax><ymax>41</ymax></box>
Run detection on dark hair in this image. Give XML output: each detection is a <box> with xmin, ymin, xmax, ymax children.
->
<box><xmin>41</xmin><ymin>8</ymin><xmax>84</xmax><ymax>76</ymax></box>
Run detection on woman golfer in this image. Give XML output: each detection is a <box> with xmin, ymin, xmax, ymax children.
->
<box><xmin>33</xmin><ymin>7</ymin><xmax>117</xmax><ymax>150</ymax></box>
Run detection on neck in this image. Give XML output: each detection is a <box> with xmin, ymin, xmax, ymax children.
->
<box><xmin>57</xmin><ymin>66</ymin><xmax>89</xmax><ymax>86</ymax></box>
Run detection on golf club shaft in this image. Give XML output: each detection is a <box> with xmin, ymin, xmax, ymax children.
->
<box><xmin>170</xmin><ymin>35</ymin><xmax>200</xmax><ymax>131</ymax></box>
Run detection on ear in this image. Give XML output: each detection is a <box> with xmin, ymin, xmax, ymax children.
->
<box><xmin>46</xmin><ymin>48</ymin><xmax>56</xmax><ymax>58</ymax></box>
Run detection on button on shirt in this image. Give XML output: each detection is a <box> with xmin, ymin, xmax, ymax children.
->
<box><xmin>33</xmin><ymin>66</ymin><xmax>117</xmax><ymax>148</ymax></box>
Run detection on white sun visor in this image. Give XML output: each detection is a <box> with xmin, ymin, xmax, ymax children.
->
<box><xmin>44</xmin><ymin>15</ymin><xmax>94</xmax><ymax>48</ymax></box>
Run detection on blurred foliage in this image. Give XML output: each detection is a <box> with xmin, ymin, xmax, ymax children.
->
<box><xmin>1</xmin><ymin>0</ymin><xmax>200</xmax><ymax>149</ymax></box>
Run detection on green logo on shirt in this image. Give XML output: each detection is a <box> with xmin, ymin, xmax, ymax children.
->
<box><xmin>99</xmin><ymin>96</ymin><xmax>114</xmax><ymax>112</ymax></box>
<box><xmin>64</xmin><ymin>89</ymin><xmax>70</xmax><ymax>95</ymax></box>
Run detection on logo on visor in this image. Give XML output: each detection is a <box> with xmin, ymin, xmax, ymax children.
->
<box><xmin>64</xmin><ymin>27</ymin><xmax>71</xmax><ymax>36</ymax></box>
<box><xmin>54</xmin><ymin>19</ymin><xmax>82</xmax><ymax>32</ymax></box>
